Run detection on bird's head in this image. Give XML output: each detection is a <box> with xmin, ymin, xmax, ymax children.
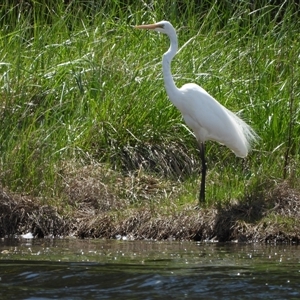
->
<box><xmin>135</xmin><ymin>20</ymin><xmax>176</xmax><ymax>36</ymax></box>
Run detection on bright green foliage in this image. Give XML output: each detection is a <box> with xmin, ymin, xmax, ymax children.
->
<box><xmin>0</xmin><ymin>1</ymin><xmax>299</xmax><ymax>202</ymax></box>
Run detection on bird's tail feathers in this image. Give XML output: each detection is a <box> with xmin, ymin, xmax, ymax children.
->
<box><xmin>228</xmin><ymin>110</ymin><xmax>260</xmax><ymax>152</ymax></box>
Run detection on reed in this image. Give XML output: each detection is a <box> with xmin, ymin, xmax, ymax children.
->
<box><xmin>0</xmin><ymin>1</ymin><xmax>299</xmax><ymax>205</ymax></box>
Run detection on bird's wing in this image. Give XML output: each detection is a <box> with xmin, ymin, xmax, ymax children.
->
<box><xmin>178</xmin><ymin>83</ymin><xmax>231</xmax><ymax>139</ymax></box>
<box><xmin>177</xmin><ymin>83</ymin><xmax>254</xmax><ymax>157</ymax></box>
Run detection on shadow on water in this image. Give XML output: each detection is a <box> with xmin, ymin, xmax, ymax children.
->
<box><xmin>1</xmin><ymin>239</ymin><xmax>300</xmax><ymax>299</ymax></box>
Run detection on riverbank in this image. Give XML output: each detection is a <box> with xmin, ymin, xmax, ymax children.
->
<box><xmin>1</xmin><ymin>163</ymin><xmax>299</xmax><ymax>243</ymax></box>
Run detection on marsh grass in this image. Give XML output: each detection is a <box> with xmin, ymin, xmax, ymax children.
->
<box><xmin>0</xmin><ymin>1</ymin><xmax>300</xmax><ymax>209</ymax></box>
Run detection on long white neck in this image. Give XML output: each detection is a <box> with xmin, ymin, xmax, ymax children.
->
<box><xmin>162</xmin><ymin>31</ymin><xmax>180</xmax><ymax>105</ymax></box>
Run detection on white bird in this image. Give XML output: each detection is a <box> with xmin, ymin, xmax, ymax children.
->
<box><xmin>135</xmin><ymin>21</ymin><xmax>258</xmax><ymax>204</ymax></box>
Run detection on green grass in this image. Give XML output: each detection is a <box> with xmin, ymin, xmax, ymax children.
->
<box><xmin>0</xmin><ymin>1</ymin><xmax>299</xmax><ymax>206</ymax></box>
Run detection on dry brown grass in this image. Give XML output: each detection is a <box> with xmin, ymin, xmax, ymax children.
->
<box><xmin>1</xmin><ymin>163</ymin><xmax>300</xmax><ymax>243</ymax></box>
<box><xmin>75</xmin><ymin>206</ymin><xmax>217</xmax><ymax>241</ymax></box>
<box><xmin>0</xmin><ymin>186</ymin><xmax>71</xmax><ymax>237</ymax></box>
<box><xmin>215</xmin><ymin>181</ymin><xmax>300</xmax><ymax>243</ymax></box>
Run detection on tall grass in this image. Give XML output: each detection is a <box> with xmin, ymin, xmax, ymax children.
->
<box><xmin>0</xmin><ymin>1</ymin><xmax>299</xmax><ymax>204</ymax></box>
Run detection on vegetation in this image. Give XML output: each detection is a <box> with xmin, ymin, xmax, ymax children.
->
<box><xmin>0</xmin><ymin>0</ymin><xmax>299</xmax><ymax>241</ymax></box>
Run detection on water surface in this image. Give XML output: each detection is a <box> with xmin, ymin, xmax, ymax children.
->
<box><xmin>1</xmin><ymin>239</ymin><xmax>299</xmax><ymax>299</ymax></box>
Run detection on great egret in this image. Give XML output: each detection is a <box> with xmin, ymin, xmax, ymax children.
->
<box><xmin>135</xmin><ymin>21</ymin><xmax>258</xmax><ymax>204</ymax></box>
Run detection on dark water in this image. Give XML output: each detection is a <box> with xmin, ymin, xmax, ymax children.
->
<box><xmin>0</xmin><ymin>238</ymin><xmax>300</xmax><ymax>299</ymax></box>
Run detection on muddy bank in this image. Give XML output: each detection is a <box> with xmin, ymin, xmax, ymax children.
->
<box><xmin>1</xmin><ymin>180</ymin><xmax>300</xmax><ymax>243</ymax></box>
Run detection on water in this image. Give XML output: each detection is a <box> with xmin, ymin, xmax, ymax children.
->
<box><xmin>1</xmin><ymin>238</ymin><xmax>300</xmax><ymax>299</ymax></box>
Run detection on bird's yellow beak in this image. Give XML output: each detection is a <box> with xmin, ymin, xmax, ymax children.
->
<box><xmin>135</xmin><ymin>23</ymin><xmax>162</xmax><ymax>30</ymax></box>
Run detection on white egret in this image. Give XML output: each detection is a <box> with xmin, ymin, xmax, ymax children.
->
<box><xmin>135</xmin><ymin>21</ymin><xmax>258</xmax><ymax>204</ymax></box>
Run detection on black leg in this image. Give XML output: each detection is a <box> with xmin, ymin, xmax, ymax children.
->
<box><xmin>199</xmin><ymin>142</ymin><xmax>207</xmax><ymax>204</ymax></box>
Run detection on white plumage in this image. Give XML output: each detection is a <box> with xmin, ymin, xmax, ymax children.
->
<box><xmin>177</xmin><ymin>82</ymin><xmax>254</xmax><ymax>158</ymax></box>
